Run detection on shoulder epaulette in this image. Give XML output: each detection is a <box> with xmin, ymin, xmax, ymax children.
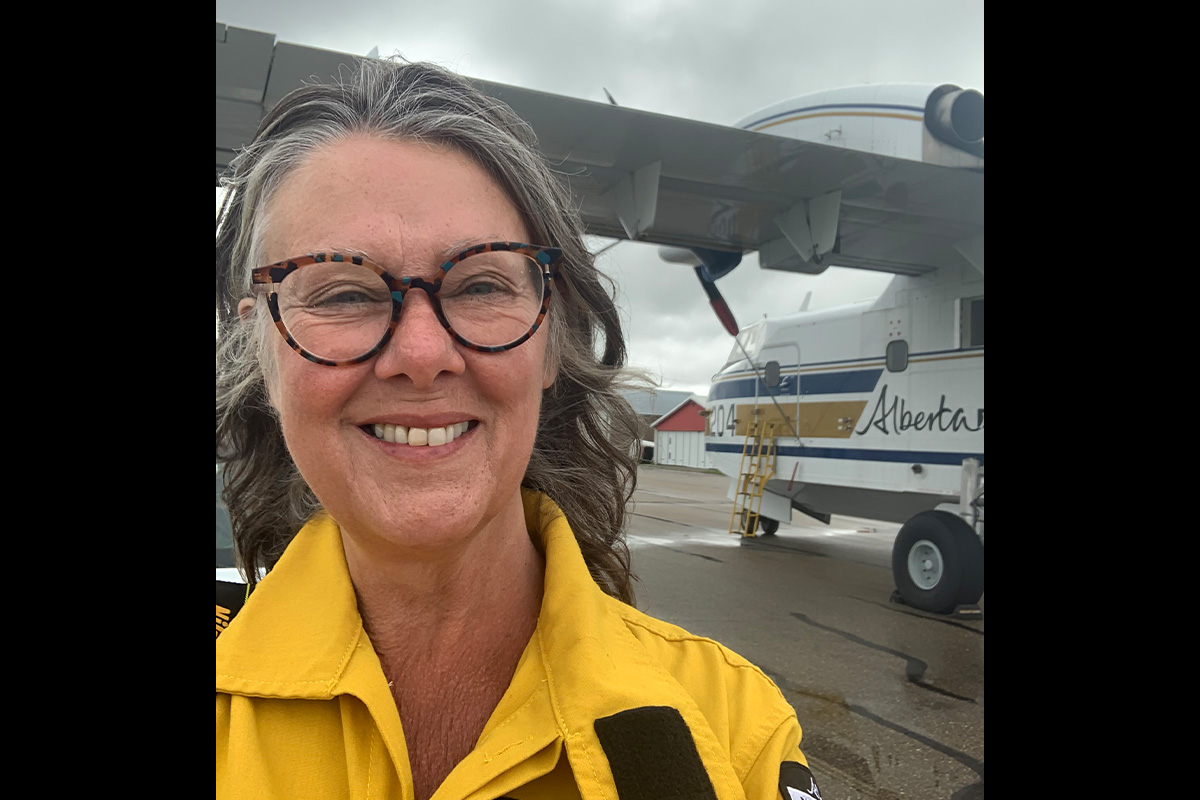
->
<box><xmin>594</xmin><ymin>706</ymin><xmax>718</xmax><ymax>799</ymax></box>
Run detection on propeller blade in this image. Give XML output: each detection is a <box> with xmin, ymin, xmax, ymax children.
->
<box><xmin>694</xmin><ymin>266</ymin><xmax>739</xmax><ymax>336</ymax></box>
<box><xmin>655</xmin><ymin>244</ymin><xmax>743</xmax><ymax>336</ymax></box>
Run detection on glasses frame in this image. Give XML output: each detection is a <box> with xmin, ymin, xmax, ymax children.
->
<box><xmin>251</xmin><ymin>242</ymin><xmax>563</xmax><ymax>366</ymax></box>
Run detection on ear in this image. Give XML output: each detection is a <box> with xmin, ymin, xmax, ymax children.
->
<box><xmin>237</xmin><ymin>297</ymin><xmax>256</xmax><ymax>320</ymax></box>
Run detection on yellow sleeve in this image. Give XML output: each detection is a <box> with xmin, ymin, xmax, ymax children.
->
<box><xmin>739</xmin><ymin>713</ymin><xmax>811</xmax><ymax>800</ymax></box>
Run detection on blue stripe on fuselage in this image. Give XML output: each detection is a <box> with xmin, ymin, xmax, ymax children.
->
<box><xmin>706</xmin><ymin>442</ymin><xmax>984</xmax><ymax>467</ymax></box>
<box><xmin>708</xmin><ymin>368</ymin><xmax>882</xmax><ymax>401</ymax></box>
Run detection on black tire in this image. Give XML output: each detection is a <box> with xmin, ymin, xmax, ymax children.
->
<box><xmin>892</xmin><ymin>510</ymin><xmax>984</xmax><ymax>614</ymax></box>
<box><xmin>759</xmin><ymin>516</ymin><xmax>779</xmax><ymax>536</ymax></box>
<box><xmin>740</xmin><ymin>510</ymin><xmax>758</xmax><ymax>536</ymax></box>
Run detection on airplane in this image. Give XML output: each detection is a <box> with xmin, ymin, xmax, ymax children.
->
<box><xmin>216</xmin><ymin>23</ymin><xmax>983</xmax><ymax>615</ymax></box>
<box><xmin>660</xmin><ymin>85</ymin><xmax>984</xmax><ymax>617</ymax></box>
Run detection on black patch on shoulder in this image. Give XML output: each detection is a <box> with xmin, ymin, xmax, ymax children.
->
<box><xmin>216</xmin><ymin>580</ymin><xmax>249</xmax><ymax>639</ymax></box>
<box><xmin>593</xmin><ymin>706</ymin><xmax>717</xmax><ymax>800</ymax></box>
<box><xmin>779</xmin><ymin>760</ymin><xmax>822</xmax><ymax>800</ymax></box>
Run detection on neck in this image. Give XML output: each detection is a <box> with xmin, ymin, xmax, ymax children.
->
<box><xmin>341</xmin><ymin>491</ymin><xmax>545</xmax><ymax>678</ymax></box>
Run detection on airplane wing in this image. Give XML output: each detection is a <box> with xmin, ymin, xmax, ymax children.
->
<box><xmin>217</xmin><ymin>22</ymin><xmax>982</xmax><ymax>278</ymax></box>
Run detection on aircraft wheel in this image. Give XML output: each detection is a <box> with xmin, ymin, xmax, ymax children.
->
<box><xmin>892</xmin><ymin>510</ymin><xmax>984</xmax><ymax>614</ymax></box>
<box><xmin>740</xmin><ymin>510</ymin><xmax>758</xmax><ymax>536</ymax></box>
<box><xmin>759</xmin><ymin>516</ymin><xmax>779</xmax><ymax>536</ymax></box>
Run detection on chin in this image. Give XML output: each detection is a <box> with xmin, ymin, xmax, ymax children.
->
<box><xmin>337</xmin><ymin>489</ymin><xmax>504</xmax><ymax>553</ymax></box>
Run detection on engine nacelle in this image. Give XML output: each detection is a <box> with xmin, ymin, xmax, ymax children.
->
<box><xmin>925</xmin><ymin>85</ymin><xmax>984</xmax><ymax>157</ymax></box>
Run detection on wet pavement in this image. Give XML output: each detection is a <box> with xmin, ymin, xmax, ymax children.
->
<box><xmin>625</xmin><ymin>465</ymin><xmax>984</xmax><ymax>800</ymax></box>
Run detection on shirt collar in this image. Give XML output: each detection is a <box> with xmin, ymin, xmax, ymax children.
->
<box><xmin>478</xmin><ymin>492</ymin><xmax>742</xmax><ymax>799</ymax></box>
<box><xmin>521</xmin><ymin>491</ymin><xmax>704</xmax><ymax>723</ymax></box>
<box><xmin>215</xmin><ymin>510</ymin><xmax>367</xmax><ymax>699</ymax></box>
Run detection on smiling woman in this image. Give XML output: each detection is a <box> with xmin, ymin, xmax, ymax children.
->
<box><xmin>215</xmin><ymin>58</ymin><xmax>818</xmax><ymax>800</ymax></box>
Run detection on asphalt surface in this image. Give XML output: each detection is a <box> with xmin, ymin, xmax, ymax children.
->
<box><xmin>626</xmin><ymin>464</ymin><xmax>984</xmax><ymax>800</ymax></box>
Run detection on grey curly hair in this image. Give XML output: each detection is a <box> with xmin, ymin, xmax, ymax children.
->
<box><xmin>216</xmin><ymin>58</ymin><xmax>644</xmax><ymax>604</ymax></box>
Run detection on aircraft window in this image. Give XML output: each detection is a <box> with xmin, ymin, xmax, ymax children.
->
<box><xmin>961</xmin><ymin>297</ymin><xmax>984</xmax><ymax>348</ymax></box>
<box><xmin>718</xmin><ymin>359</ymin><xmax>751</xmax><ymax>375</ymax></box>
<box><xmin>764</xmin><ymin>360</ymin><xmax>781</xmax><ymax>387</ymax></box>
<box><xmin>886</xmin><ymin>339</ymin><xmax>908</xmax><ymax>372</ymax></box>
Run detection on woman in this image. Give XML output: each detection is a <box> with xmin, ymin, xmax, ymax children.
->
<box><xmin>216</xmin><ymin>59</ymin><xmax>818</xmax><ymax>800</ymax></box>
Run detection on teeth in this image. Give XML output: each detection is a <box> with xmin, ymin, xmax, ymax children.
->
<box><xmin>371</xmin><ymin>422</ymin><xmax>471</xmax><ymax>447</ymax></box>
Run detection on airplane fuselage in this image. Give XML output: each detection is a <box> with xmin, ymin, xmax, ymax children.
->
<box><xmin>705</xmin><ymin>262</ymin><xmax>983</xmax><ymax>525</ymax></box>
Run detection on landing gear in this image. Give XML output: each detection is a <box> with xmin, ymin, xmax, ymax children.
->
<box><xmin>891</xmin><ymin>510</ymin><xmax>983</xmax><ymax>614</ymax></box>
<box><xmin>740</xmin><ymin>511</ymin><xmax>780</xmax><ymax>536</ymax></box>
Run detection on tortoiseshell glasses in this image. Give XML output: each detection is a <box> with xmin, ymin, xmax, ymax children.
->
<box><xmin>251</xmin><ymin>242</ymin><xmax>562</xmax><ymax>366</ymax></box>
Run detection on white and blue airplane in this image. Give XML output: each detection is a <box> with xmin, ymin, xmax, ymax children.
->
<box><xmin>216</xmin><ymin>24</ymin><xmax>983</xmax><ymax>615</ymax></box>
<box><xmin>663</xmin><ymin>84</ymin><xmax>984</xmax><ymax>616</ymax></box>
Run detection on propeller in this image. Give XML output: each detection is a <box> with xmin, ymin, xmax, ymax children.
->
<box><xmin>660</xmin><ymin>245</ymin><xmax>742</xmax><ymax>336</ymax></box>
<box><xmin>693</xmin><ymin>267</ymin><xmax>739</xmax><ymax>337</ymax></box>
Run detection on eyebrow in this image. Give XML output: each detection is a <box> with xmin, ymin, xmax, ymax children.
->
<box><xmin>320</xmin><ymin>237</ymin><xmax>514</xmax><ymax>266</ymax></box>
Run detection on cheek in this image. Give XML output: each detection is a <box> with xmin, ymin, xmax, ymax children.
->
<box><xmin>267</xmin><ymin>347</ymin><xmax>342</xmax><ymax>427</ymax></box>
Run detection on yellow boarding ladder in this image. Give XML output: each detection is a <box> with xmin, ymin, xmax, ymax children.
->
<box><xmin>729</xmin><ymin>420</ymin><xmax>776</xmax><ymax>537</ymax></box>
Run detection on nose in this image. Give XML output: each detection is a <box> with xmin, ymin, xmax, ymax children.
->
<box><xmin>372</xmin><ymin>288</ymin><xmax>466</xmax><ymax>386</ymax></box>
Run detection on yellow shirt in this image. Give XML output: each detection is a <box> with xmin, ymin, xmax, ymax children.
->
<box><xmin>216</xmin><ymin>491</ymin><xmax>811</xmax><ymax>799</ymax></box>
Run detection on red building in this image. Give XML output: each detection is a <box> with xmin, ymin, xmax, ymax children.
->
<box><xmin>651</xmin><ymin>395</ymin><xmax>713</xmax><ymax>470</ymax></box>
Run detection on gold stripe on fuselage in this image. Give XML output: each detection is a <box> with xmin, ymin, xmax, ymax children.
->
<box><xmin>750</xmin><ymin>111</ymin><xmax>924</xmax><ymax>132</ymax></box>
<box><xmin>706</xmin><ymin>401</ymin><xmax>869</xmax><ymax>440</ymax></box>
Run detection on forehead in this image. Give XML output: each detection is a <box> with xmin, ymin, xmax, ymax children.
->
<box><xmin>259</xmin><ymin>135</ymin><xmax>530</xmax><ymax>269</ymax></box>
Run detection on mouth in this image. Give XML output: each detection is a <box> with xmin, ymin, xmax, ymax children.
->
<box><xmin>360</xmin><ymin>420</ymin><xmax>477</xmax><ymax>448</ymax></box>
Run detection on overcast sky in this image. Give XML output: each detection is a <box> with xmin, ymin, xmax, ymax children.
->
<box><xmin>216</xmin><ymin>1</ymin><xmax>984</xmax><ymax>394</ymax></box>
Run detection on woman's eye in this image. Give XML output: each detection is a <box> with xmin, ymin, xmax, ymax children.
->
<box><xmin>310</xmin><ymin>285</ymin><xmax>386</xmax><ymax>307</ymax></box>
<box><xmin>319</xmin><ymin>290</ymin><xmax>371</xmax><ymax>305</ymax></box>
<box><xmin>463</xmin><ymin>280</ymin><xmax>504</xmax><ymax>296</ymax></box>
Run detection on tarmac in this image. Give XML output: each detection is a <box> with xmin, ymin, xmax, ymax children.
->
<box><xmin>627</xmin><ymin>463</ymin><xmax>984</xmax><ymax>800</ymax></box>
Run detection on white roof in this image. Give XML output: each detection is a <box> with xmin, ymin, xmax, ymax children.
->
<box><xmin>650</xmin><ymin>394</ymin><xmax>708</xmax><ymax>429</ymax></box>
<box><xmin>620</xmin><ymin>388</ymin><xmax>694</xmax><ymax>417</ymax></box>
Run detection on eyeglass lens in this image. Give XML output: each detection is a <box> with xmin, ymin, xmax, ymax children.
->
<box><xmin>275</xmin><ymin>251</ymin><xmax>546</xmax><ymax>360</ymax></box>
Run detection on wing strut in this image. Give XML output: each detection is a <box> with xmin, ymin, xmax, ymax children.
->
<box><xmin>603</xmin><ymin>160</ymin><xmax>662</xmax><ymax>240</ymax></box>
<box><xmin>771</xmin><ymin>190</ymin><xmax>842</xmax><ymax>274</ymax></box>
